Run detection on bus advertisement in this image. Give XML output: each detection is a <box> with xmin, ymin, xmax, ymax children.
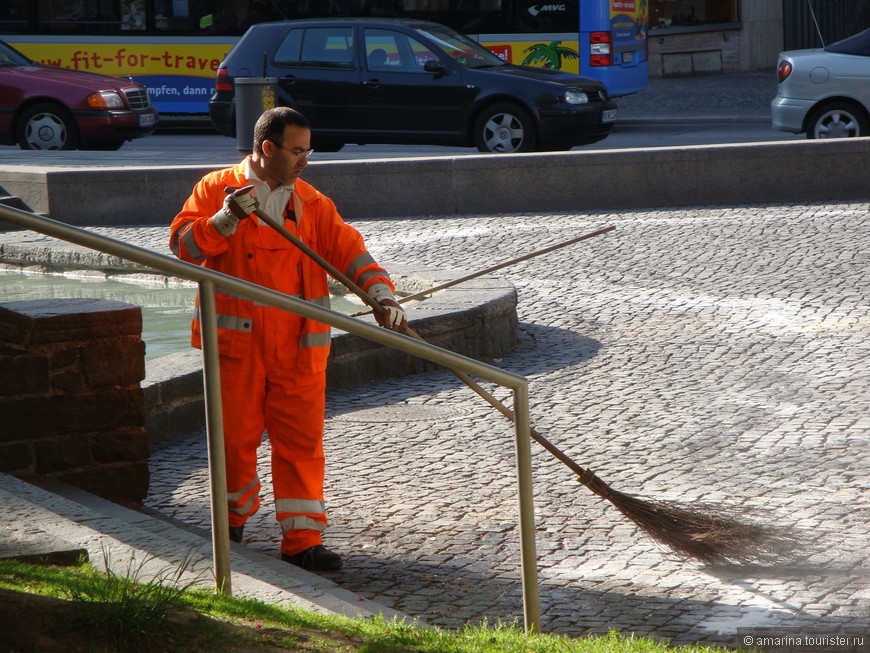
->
<box><xmin>6</xmin><ymin>35</ymin><xmax>235</xmax><ymax>115</ymax></box>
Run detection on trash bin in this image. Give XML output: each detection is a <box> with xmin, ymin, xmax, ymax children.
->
<box><xmin>234</xmin><ymin>77</ymin><xmax>278</xmax><ymax>154</ymax></box>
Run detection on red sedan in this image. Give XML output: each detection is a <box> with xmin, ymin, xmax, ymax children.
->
<box><xmin>0</xmin><ymin>39</ymin><xmax>158</xmax><ymax>151</ymax></box>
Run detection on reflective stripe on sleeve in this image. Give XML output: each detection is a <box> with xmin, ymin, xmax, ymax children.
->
<box><xmin>179</xmin><ymin>225</ymin><xmax>206</xmax><ymax>261</ymax></box>
<box><xmin>358</xmin><ymin>267</ymin><xmax>391</xmax><ymax>288</ymax></box>
<box><xmin>345</xmin><ymin>253</ymin><xmax>377</xmax><ymax>280</ymax></box>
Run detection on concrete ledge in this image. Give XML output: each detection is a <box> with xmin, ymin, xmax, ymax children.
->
<box><xmin>1</xmin><ymin>139</ymin><xmax>869</xmax><ymax>224</ymax></box>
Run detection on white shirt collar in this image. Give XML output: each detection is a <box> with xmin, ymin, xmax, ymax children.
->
<box><xmin>243</xmin><ymin>158</ymin><xmax>295</xmax><ymax>195</ymax></box>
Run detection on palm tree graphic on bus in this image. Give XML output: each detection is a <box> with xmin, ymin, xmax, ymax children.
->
<box><xmin>522</xmin><ymin>41</ymin><xmax>579</xmax><ymax>70</ymax></box>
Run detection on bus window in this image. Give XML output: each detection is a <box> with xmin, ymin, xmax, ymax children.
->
<box><xmin>38</xmin><ymin>0</ymin><xmax>119</xmax><ymax>31</ymax></box>
<box><xmin>121</xmin><ymin>0</ymin><xmax>146</xmax><ymax>30</ymax></box>
<box><xmin>0</xmin><ymin>0</ymin><xmax>29</xmax><ymax>32</ymax></box>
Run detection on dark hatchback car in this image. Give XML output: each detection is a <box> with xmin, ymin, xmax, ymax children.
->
<box><xmin>0</xmin><ymin>39</ymin><xmax>158</xmax><ymax>151</ymax></box>
<box><xmin>209</xmin><ymin>18</ymin><xmax>617</xmax><ymax>153</ymax></box>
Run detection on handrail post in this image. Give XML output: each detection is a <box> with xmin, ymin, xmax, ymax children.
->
<box><xmin>513</xmin><ymin>382</ymin><xmax>540</xmax><ymax>633</ymax></box>
<box><xmin>198</xmin><ymin>279</ymin><xmax>232</xmax><ymax>594</ymax></box>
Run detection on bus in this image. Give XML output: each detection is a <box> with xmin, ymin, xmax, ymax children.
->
<box><xmin>2</xmin><ymin>1</ymin><xmax>648</xmax><ymax>118</ymax></box>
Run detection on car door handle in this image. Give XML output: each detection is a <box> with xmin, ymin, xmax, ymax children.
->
<box><xmin>281</xmin><ymin>75</ymin><xmax>297</xmax><ymax>85</ymax></box>
<box><xmin>362</xmin><ymin>79</ymin><xmax>380</xmax><ymax>88</ymax></box>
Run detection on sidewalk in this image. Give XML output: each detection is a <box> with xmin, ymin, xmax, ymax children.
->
<box><xmin>617</xmin><ymin>71</ymin><xmax>775</xmax><ymax>123</ymax></box>
<box><xmin>2</xmin><ymin>202</ymin><xmax>869</xmax><ymax>650</ymax></box>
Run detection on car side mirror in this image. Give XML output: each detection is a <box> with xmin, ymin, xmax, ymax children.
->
<box><xmin>424</xmin><ymin>60</ymin><xmax>447</xmax><ymax>77</ymax></box>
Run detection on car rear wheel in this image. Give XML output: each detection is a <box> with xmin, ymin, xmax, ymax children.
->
<box><xmin>806</xmin><ymin>101</ymin><xmax>869</xmax><ymax>139</ymax></box>
<box><xmin>474</xmin><ymin>103</ymin><xmax>537</xmax><ymax>153</ymax></box>
<box><xmin>17</xmin><ymin>103</ymin><xmax>80</xmax><ymax>150</ymax></box>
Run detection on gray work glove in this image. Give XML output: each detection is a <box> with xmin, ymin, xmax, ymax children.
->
<box><xmin>369</xmin><ymin>281</ymin><xmax>407</xmax><ymax>332</ymax></box>
<box><xmin>211</xmin><ymin>187</ymin><xmax>258</xmax><ymax>236</ymax></box>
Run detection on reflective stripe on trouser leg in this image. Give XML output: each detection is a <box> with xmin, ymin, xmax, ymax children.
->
<box><xmin>218</xmin><ymin>343</ymin><xmax>268</xmax><ymax>528</ymax></box>
<box><xmin>227</xmin><ymin>475</ymin><xmax>260</xmax><ymax>520</ymax></box>
<box><xmin>265</xmin><ymin>365</ymin><xmax>328</xmax><ymax>557</ymax></box>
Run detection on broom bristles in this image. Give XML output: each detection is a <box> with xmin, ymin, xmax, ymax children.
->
<box><xmin>577</xmin><ymin>469</ymin><xmax>799</xmax><ymax>565</ymax></box>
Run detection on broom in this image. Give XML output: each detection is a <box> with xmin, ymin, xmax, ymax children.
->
<box><xmin>351</xmin><ymin>225</ymin><xmax>617</xmax><ymax>315</ymax></box>
<box><xmin>233</xmin><ymin>190</ymin><xmax>793</xmax><ymax>565</ymax></box>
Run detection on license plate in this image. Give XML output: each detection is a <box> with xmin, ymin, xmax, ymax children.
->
<box><xmin>602</xmin><ymin>109</ymin><xmax>617</xmax><ymax>123</ymax></box>
<box><xmin>623</xmin><ymin>51</ymin><xmax>634</xmax><ymax>64</ymax></box>
<box><xmin>139</xmin><ymin>112</ymin><xmax>157</xmax><ymax>127</ymax></box>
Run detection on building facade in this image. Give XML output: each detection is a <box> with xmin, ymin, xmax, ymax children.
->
<box><xmin>646</xmin><ymin>0</ymin><xmax>870</xmax><ymax>77</ymax></box>
<box><xmin>647</xmin><ymin>0</ymin><xmax>782</xmax><ymax>76</ymax></box>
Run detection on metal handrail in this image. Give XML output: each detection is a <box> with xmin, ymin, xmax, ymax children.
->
<box><xmin>0</xmin><ymin>204</ymin><xmax>541</xmax><ymax>632</ymax></box>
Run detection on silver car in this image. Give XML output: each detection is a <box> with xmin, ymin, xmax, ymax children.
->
<box><xmin>771</xmin><ymin>28</ymin><xmax>870</xmax><ymax>139</ymax></box>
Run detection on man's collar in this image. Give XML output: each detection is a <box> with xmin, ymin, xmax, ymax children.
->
<box><xmin>243</xmin><ymin>157</ymin><xmax>295</xmax><ymax>193</ymax></box>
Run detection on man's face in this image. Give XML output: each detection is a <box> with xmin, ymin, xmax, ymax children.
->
<box><xmin>262</xmin><ymin>124</ymin><xmax>312</xmax><ymax>187</ymax></box>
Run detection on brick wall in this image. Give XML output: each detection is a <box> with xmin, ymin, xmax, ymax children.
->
<box><xmin>0</xmin><ymin>298</ymin><xmax>149</xmax><ymax>505</ymax></box>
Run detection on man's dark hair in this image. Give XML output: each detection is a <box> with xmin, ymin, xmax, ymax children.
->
<box><xmin>253</xmin><ymin>107</ymin><xmax>310</xmax><ymax>154</ymax></box>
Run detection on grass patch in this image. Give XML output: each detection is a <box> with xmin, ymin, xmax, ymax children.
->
<box><xmin>0</xmin><ymin>558</ymin><xmax>737</xmax><ymax>653</ymax></box>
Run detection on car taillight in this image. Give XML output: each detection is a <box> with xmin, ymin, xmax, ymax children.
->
<box><xmin>777</xmin><ymin>59</ymin><xmax>793</xmax><ymax>83</ymax></box>
<box><xmin>215</xmin><ymin>68</ymin><xmax>233</xmax><ymax>91</ymax></box>
<box><xmin>590</xmin><ymin>31</ymin><xmax>612</xmax><ymax>67</ymax></box>
<box><xmin>87</xmin><ymin>91</ymin><xmax>125</xmax><ymax>109</ymax></box>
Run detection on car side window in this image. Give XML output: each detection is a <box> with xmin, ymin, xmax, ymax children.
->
<box><xmin>364</xmin><ymin>28</ymin><xmax>439</xmax><ymax>72</ymax></box>
<box><xmin>274</xmin><ymin>29</ymin><xmax>303</xmax><ymax>67</ymax></box>
<box><xmin>299</xmin><ymin>27</ymin><xmax>355</xmax><ymax>70</ymax></box>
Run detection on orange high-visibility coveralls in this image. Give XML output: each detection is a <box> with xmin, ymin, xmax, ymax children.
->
<box><xmin>169</xmin><ymin>159</ymin><xmax>394</xmax><ymax>556</ymax></box>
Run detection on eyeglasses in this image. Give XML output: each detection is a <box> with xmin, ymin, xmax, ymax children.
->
<box><xmin>270</xmin><ymin>141</ymin><xmax>313</xmax><ymax>159</ymax></box>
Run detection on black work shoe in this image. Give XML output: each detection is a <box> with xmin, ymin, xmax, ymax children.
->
<box><xmin>281</xmin><ymin>545</ymin><xmax>342</xmax><ymax>571</ymax></box>
<box><xmin>229</xmin><ymin>525</ymin><xmax>244</xmax><ymax>543</ymax></box>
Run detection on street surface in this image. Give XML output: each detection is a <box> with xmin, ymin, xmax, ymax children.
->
<box><xmin>123</xmin><ymin>121</ymin><xmax>802</xmax><ymax>163</ymax></box>
<box><xmin>146</xmin><ymin>200</ymin><xmax>870</xmax><ymax>650</ymax></box>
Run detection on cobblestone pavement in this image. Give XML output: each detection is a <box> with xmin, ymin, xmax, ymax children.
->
<box><xmin>617</xmin><ymin>71</ymin><xmax>774</xmax><ymax>121</ymax></box>
<box><xmin>145</xmin><ymin>200</ymin><xmax>870</xmax><ymax>651</ymax></box>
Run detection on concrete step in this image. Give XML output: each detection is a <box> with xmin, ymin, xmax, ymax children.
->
<box><xmin>0</xmin><ymin>195</ymin><xmax>31</xmax><ymax>212</ymax></box>
<box><xmin>0</xmin><ymin>522</ymin><xmax>87</xmax><ymax>567</ymax></box>
<box><xmin>0</xmin><ymin>473</ymin><xmax>412</xmax><ymax>623</ymax></box>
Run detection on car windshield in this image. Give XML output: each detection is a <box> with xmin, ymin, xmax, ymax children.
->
<box><xmin>824</xmin><ymin>27</ymin><xmax>870</xmax><ymax>56</ymax></box>
<box><xmin>414</xmin><ymin>24</ymin><xmax>506</xmax><ymax>69</ymax></box>
<box><xmin>0</xmin><ymin>40</ymin><xmax>33</xmax><ymax>67</ymax></box>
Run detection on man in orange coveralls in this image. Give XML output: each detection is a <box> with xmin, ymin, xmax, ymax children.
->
<box><xmin>170</xmin><ymin>107</ymin><xmax>407</xmax><ymax>571</ymax></box>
